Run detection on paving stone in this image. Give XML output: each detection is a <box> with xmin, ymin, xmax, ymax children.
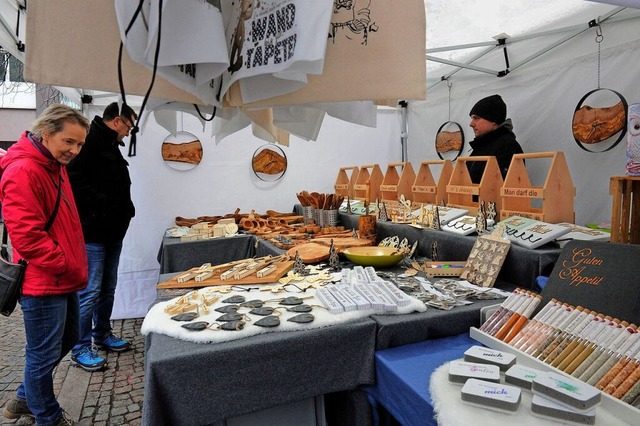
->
<box><xmin>0</xmin><ymin>311</ymin><xmax>146</xmax><ymax>426</ymax></box>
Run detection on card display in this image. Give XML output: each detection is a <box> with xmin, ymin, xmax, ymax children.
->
<box><xmin>501</xmin><ymin>216</ymin><xmax>571</xmax><ymax>249</ymax></box>
<box><xmin>442</xmin><ymin>215</ymin><xmax>495</xmax><ymax>236</ymax></box>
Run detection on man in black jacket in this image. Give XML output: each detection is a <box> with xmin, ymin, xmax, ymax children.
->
<box><xmin>467</xmin><ymin>94</ymin><xmax>524</xmax><ymax>183</ymax></box>
<box><xmin>68</xmin><ymin>102</ymin><xmax>136</xmax><ymax>372</ymax></box>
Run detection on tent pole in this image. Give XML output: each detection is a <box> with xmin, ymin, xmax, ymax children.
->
<box><xmin>399</xmin><ymin>101</ymin><xmax>408</xmax><ymax>162</ymax></box>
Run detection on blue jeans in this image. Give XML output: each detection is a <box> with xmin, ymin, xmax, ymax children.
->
<box><xmin>72</xmin><ymin>241</ymin><xmax>122</xmax><ymax>355</ymax></box>
<box><xmin>17</xmin><ymin>293</ymin><xmax>79</xmax><ymax>426</ymax></box>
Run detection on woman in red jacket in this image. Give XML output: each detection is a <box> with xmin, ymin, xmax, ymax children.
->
<box><xmin>0</xmin><ymin>104</ymin><xmax>89</xmax><ymax>426</ymax></box>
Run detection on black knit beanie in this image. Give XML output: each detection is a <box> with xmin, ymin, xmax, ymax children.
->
<box><xmin>469</xmin><ymin>94</ymin><xmax>506</xmax><ymax>124</ymax></box>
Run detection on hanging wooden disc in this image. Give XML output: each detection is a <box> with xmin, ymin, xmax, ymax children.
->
<box><xmin>161</xmin><ymin>131</ymin><xmax>203</xmax><ymax>171</ymax></box>
<box><xmin>252</xmin><ymin>144</ymin><xmax>288</xmax><ymax>182</ymax></box>
<box><xmin>572</xmin><ymin>88</ymin><xmax>628</xmax><ymax>153</ymax></box>
<box><xmin>435</xmin><ymin>121</ymin><xmax>464</xmax><ymax>161</ymax></box>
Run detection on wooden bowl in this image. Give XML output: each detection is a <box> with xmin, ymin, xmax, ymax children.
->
<box><xmin>342</xmin><ymin>246</ymin><xmax>404</xmax><ymax>268</ymax></box>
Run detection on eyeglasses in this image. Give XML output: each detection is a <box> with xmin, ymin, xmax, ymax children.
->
<box><xmin>120</xmin><ymin>116</ymin><xmax>133</xmax><ymax>131</ymax></box>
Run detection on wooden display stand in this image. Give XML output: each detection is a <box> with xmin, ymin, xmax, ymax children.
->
<box><xmin>610</xmin><ymin>176</ymin><xmax>640</xmax><ymax>244</ymax></box>
<box><xmin>500</xmin><ymin>151</ymin><xmax>575</xmax><ymax>223</ymax></box>
<box><xmin>380</xmin><ymin>162</ymin><xmax>416</xmax><ymax>203</ymax></box>
<box><xmin>354</xmin><ymin>164</ymin><xmax>383</xmax><ymax>202</ymax></box>
<box><xmin>412</xmin><ymin>160</ymin><xmax>453</xmax><ymax>204</ymax></box>
<box><xmin>446</xmin><ymin>156</ymin><xmax>503</xmax><ymax>216</ymax></box>
<box><xmin>334</xmin><ymin>166</ymin><xmax>359</xmax><ymax>199</ymax></box>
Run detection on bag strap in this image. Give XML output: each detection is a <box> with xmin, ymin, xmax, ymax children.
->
<box><xmin>1</xmin><ymin>170</ymin><xmax>63</xmax><ymax>259</ymax></box>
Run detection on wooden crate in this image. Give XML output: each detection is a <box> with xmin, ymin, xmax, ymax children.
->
<box><xmin>334</xmin><ymin>166</ymin><xmax>359</xmax><ymax>199</ymax></box>
<box><xmin>610</xmin><ymin>176</ymin><xmax>640</xmax><ymax>244</ymax></box>
<box><xmin>354</xmin><ymin>164</ymin><xmax>383</xmax><ymax>203</ymax></box>
<box><xmin>380</xmin><ymin>162</ymin><xmax>416</xmax><ymax>203</ymax></box>
<box><xmin>446</xmin><ymin>156</ymin><xmax>503</xmax><ymax>216</ymax></box>
<box><xmin>500</xmin><ymin>151</ymin><xmax>575</xmax><ymax>223</ymax></box>
<box><xmin>412</xmin><ymin>160</ymin><xmax>453</xmax><ymax>204</ymax></box>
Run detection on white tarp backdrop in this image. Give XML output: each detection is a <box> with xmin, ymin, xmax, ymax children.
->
<box><xmin>1</xmin><ymin>0</ymin><xmax>640</xmax><ymax>318</ymax></box>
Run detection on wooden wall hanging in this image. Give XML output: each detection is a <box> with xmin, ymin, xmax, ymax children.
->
<box><xmin>252</xmin><ymin>144</ymin><xmax>287</xmax><ymax>181</ymax></box>
<box><xmin>435</xmin><ymin>121</ymin><xmax>464</xmax><ymax>161</ymax></box>
<box><xmin>161</xmin><ymin>131</ymin><xmax>203</xmax><ymax>171</ymax></box>
<box><xmin>572</xmin><ymin>88</ymin><xmax>628</xmax><ymax>152</ymax></box>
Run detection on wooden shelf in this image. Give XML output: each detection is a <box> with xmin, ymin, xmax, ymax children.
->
<box><xmin>380</xmin><ymin>162</ymin><xmax>416</xmax><ymax>203</ymax></box>
<box><xmin>334</xmin><ymin>166</ymin><xmax>359</xmax><ymax>199</ymax></box>
<box><xmin>500</xmin><ymin>151</ymin><xmax>575</xmax><ymax>223</ymax></box>
<box><xmin>446</xmin><ymin>156</ymin><xmax>503</xmax><ymax>216</ymax></box>
<box><xmin>412</xmin><ymin>160</ymin><xmax>453</xmax><ymax>205</ymax></box>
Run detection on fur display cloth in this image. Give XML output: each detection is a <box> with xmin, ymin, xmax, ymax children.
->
<box><xmin>142</xmin><ymin>286</ymin><xmax>426</xmax><ymax>344</ymax></box>
<box><xmin>430</xmin><ymin>361</ymin><xmax>626</xmax><ymax>426</ymax></box>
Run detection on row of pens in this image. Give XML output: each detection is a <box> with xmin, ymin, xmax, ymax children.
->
<box><xmin>480</xmin><ymin>288</ymin><xmax>640</xmax><ymax>405</ymax></box>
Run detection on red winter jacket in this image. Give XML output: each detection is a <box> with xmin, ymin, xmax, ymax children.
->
<box><xmin>0</xmin><ymin>131</ymin><xmax>88</xmax><ymax>296</ymax></box>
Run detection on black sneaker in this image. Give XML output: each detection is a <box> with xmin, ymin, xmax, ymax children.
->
<box><xmin>2</xmin><ymin>397</ymin><xmax>33</xmax><ymax>419</ymax></box>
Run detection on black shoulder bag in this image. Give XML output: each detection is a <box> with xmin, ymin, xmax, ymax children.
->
<box><xmin>0</xmin><ymin>173</ymin><xmax>63</xmax><ymax>316</ymax></box>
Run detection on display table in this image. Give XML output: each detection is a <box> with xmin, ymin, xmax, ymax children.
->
<box><xmin>338</xmin><ymin>213</ymin><xmax>562</xmax><ymax>289</ymax></box>
<box><xmin>143</xmin><ymin>315</ymin><xmax>377</xmax><ymax>425</ymax></box>
<box><xmin>156</xmin><ymin>233</ymin><xmax>256</xmax><ymax>273</ymax></box>
<box><xmin>364</xmin><ymin>333</ymin><xmax>477</xmax><ymax>426</ymax></box>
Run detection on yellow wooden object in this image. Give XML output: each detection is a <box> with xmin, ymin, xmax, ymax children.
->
<box><xmin>446</xmin><ymin>156</ymin><xmax>503</xmax><ymax>216</ymax></box>
<box><xmin>610</xmin><ymin>176</ymin><xmax>640</xmax><ymax>244</ymax></box>
<box><xmin>412</xmin><ymin>160</ymin><xmax>453</xmax><ymax>205</ymax></box>
<box><xmin>500</xmin><ymin>151</ymin><xmax>575</xmax><ymax>223</ymax></box>
<box><xmin>334</xmin><ymin>166</ymin><xmax>359</xmax><ymax>199</ymax></box>
<box><xmin>354</xmin><ymin>164</ymin><xmax>384</xmax><ymax>203</ymax></box>
<box><xmin>380</xmin><ymin>162</ymin><xmax>416</xmax><ymax>203</ymax></box>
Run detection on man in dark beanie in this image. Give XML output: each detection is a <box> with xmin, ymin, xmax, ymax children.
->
<box><xmin>467</xmin><ymin>94</ymin><xmax>523</xmax><ymax>183</ymax></box>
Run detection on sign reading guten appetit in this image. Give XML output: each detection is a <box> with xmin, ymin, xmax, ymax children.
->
<box><xmin>557</xmin><ymin>247</ymin><xmax>604</xmax><ymax>287</ymax></box>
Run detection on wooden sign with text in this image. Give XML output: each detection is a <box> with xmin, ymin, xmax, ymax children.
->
<box><xmin>540</xmin><ymin>241</ymin><xmax>640</xmax><ymax>323</ymax></box>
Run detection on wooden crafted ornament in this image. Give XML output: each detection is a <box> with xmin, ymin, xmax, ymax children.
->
<box><xmin>460</xmin><ymin>225</ymin><xmax>510</xmax><ymax>287</ymax></box>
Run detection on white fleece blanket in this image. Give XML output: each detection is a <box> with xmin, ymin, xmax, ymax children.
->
<box><xmin>141</xmin><ymin>286</ymin><xmax>426</xmax><ymax>344</ymax></box>
<box><xmin>430</xmin><ymin>361</ymin><xmax>628</xmax><ymax>426</ymax></box>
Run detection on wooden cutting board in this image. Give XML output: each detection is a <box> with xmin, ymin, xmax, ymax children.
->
<box><xmin>311</xmin><ymin>237</ymin><xmax>373</xmax><ymax>252</ymax></box>
<box><xmin>156</xmin><ymin>261</ymin><xmax>294</xmax><ymax>289</ymax></box>
<box><xmin>286</xmin><ymin>243</ymin><xmax>330</xmax><ymax>263</ymax></box>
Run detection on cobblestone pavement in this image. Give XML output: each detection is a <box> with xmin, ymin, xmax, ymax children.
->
<box><xmin>0</xmin><ymin>305</ymin><xmax>145</xmax><ymax>425</ymax></box>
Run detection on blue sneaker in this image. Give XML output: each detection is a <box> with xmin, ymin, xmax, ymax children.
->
<box><xmin>71</xmin><ymin>347</ymin><xmax>106</xmax><ymax>372</ymax></box>
<box><xmin>95</xmin><ymin>333</ymin><xmax>130</xmax><ymax>352</ymax></box>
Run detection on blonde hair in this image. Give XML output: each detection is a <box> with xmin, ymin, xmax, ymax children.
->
<box><xmin>31</xmin><ymin>104</ymin><xmax>90</xmax><ymax>139</ymax></box>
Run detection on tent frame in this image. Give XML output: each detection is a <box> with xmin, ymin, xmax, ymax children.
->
<box><xmin>426</xmin><ymin>6</ymin><xmax>639</xmax><ymax>89</ymax></box>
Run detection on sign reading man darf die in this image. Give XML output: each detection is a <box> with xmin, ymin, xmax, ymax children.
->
<box><xmin>541</xmin><ymin>241</ymin><xmax>640</xmax><ymax>324</ymax></box>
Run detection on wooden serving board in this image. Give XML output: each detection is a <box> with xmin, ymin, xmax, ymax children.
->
<box><xmin>311</xmin><ymin>237</ymin><xmax>373</xmax><ymax>252</ymax></box>
<box><xmin>286</xmin><ymin>243</ymin><xmax>330</xmax><ymax>263</ymax></box>
<box><xmin>156</xmin><ymin>261</ymin><xmax>294</xmax><ymax>289</ymax></box>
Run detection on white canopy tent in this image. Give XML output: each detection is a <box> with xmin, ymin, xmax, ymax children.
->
<box><xmin>1</xmin><ymin>0</ymin><xmax>640</xmax><ymax>318</ymax></box>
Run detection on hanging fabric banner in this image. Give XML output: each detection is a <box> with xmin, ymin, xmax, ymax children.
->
<box><xmin>218</xmin><ymin>0</ymin><xmax>334</xmax><ymax>104</ymax></box>
<box><xmin>224</xmin><ymin>0</ymin><xmax>427</xmax><ymax>107</ymax></box>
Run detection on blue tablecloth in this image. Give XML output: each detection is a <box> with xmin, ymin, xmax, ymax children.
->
<box><xmin>364</xmin><ymin>333</ymin><xmax>477</xmax><ymax>426</ymax></box>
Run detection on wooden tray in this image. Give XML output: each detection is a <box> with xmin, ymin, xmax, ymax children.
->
<box><xmin>424</xmin><ymin>261</ymin><xmax>466</xmax><ymax>277</ymax></box>
<box><xmin>157</xmin><ymin>261</ymin><xmax>294</xmax><ymax>289</ymax></box>
<box><xmin>286</xmin><ymin>243</ymin><xmax>330</xmax><ymax>263</ymax></box>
